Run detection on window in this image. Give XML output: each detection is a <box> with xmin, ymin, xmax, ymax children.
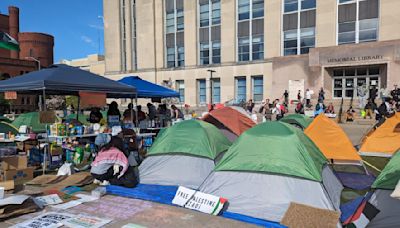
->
<box><xmin>199</xmin><ymin>0</ymin><xmax>221</xmax><ymax>65</ymax></box>
<box><xmin>236</xmin><ymin>77</ymin><xmax>247</xmax><ymax>102</ymax></box>
<box><xmin>237</xmin><ymin>0</ymin><xmax>264</xmax><ymax>62</ymax></box>
<box><xmin>212</xmin><ymin>78</ymin><xmax>221</xmax><ymax>103</ymax></box>
<box><xmin>282</xmin><ymin>0</ymin><xmax>316</xmax><ymax>56</ymax></box>
<box><xmin>198</xmin><ymin>79</ymin><xmax>207</xmax><ymax>104</ymax></box>
<box><xmin>238</xmin><ymin>0</ymin><xmax>250</xmax><ymax>21</ymax></box>
<box><xmin>165</xmin><ymin>0</ymin><xmax>184</xmax><ymax>68</ymax></box>
<box><xmin>238</xmin><ymin>37</ymin><xmax>250</xmax><ymax>61</ymax></box>
<box><xmin>337</xmin><ymin>0</ymin><xmax>379</xmax><ymax>45</ymax></box>
<box><xmin>252</xmin><ymin>76</ymin><xmax>263</xmax><ymax>102</ymax></box>
<box><xmin>176</xmin><ymin>80</ymin><xmax>185</xmax><ymax>103</ymax></box>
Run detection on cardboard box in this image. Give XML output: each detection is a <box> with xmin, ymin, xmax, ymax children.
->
<box><xmin>1</xmin><ymin>167</ymin><xmax>34</xmax><ymax>182</ymax></box>
<box><xmin>0</xmin><ymin>180</ymin><xmax>14</xmax><ymax>191</ymax></box>
<box><xmin>1</xmin><ymin>156</ymin><xmax>28</xmax><ymax>170</ymax></box>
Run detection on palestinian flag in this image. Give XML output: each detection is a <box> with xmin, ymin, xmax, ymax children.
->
<box><xmin>344</xmin><ymin>201</ymin><xmax>380</xmax><ymax>228</ymax></box>
<box><xmin>0</xmin><ymin>31</ymin><xmax>19</xmax><ymax>51</ymax></box>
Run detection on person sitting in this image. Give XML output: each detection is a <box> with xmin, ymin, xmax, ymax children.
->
<box><xmin>246</xmin><ymin>99</ymin><xmax>255</xmax><ymax>113</ymax></box>
<box><xmin>91</xmin><ymin>135</ymin><xmax>138</xmax><ymax>188</ymax></box>
<box><xmin>315</xmin><ymin>100</ymin><xmax>326</xmax><ymax>116</ymax></box>
<box><xmin>346</xmin><ymin>106</ymin><xmax>356</xmax><ymax>122</ymax></box>
<box><xmin>295</xmin><ymin>100</ymin><xmax>305</xmax><ymax>114</ymax></box>
<box><xmin>123</xmin><ymin>103</ymin><xmax>136</xmax><ymax>123</ymax></box>
<box><xmin>325</xmin><ymin>103</ymin><xmax>335</xmax><ymax>114</ymax></box>
<box><xmin>89</xmin><ymin>107</ymin><xmax>103</xmax><ymax>124</ymax></box>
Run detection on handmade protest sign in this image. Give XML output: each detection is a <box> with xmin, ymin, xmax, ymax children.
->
<box><xmin>172</xmin><ymin>186</ymin><xmax>227</xmax><ymax>215</ymax></box>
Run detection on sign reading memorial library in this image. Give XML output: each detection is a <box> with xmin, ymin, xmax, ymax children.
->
<box><xmin>327</xmin><ymin>55</ymin><xmax>383</xmax><ymax>63</ymax></box>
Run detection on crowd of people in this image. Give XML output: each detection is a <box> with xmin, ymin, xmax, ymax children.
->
<box><xmin>88</xmin><ymin>101</ymin><xmax>184</xmax><ymax>128</ymax></box>
<box><xmin>245</xmin><ymin>85</ymin><xmax>400</xmax><ymax>123</ymax></box>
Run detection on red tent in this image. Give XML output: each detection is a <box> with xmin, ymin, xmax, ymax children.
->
<box><xmin>202</xmin><ymin>106</ymin><xmax>256</xmax><ymax>141</ymax></box>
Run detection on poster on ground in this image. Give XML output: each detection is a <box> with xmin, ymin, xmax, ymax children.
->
<box><xmin>10</xmin><ymin>212</ymin><xmax>75</xmax><ymax>228</ymax></box>
<box><xmin>172</xmin><ymin>186</ymin><xmax>227</xmax><ymax>215</ymax></box>
<box><xmin>62</xmin><ymin>215</ymin><xmax>112</xmax><ymax>228</ymax></box>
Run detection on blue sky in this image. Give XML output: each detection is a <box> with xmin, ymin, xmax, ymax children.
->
<box><xmin>0</xmin><ymin>0</ymin><xmax>103</xmax><ymax>62</ymax></box>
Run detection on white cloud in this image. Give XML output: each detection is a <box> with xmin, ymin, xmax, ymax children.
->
<box><xmin>81</xmin><ymin>35</ymin><xmax>96</xmax><ymax>48</ymax></box>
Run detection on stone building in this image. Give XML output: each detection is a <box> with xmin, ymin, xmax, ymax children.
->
<box><xmin>0</xmin><ymin>6</ymin><xmax>54</xmax><ymax>113</ymax></box>
<box><xmin>103</xmin><ymin>0</ymin><xmax>400</xmax><ymax>107</ymax></box>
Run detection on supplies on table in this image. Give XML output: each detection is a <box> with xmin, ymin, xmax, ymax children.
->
<box><xmin>48</xmin><ymin>122</ymin><xmax>95</xmax><ymax>137</ymax></box>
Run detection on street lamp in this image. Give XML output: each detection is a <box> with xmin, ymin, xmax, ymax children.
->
<box><xmin>25</xmin><ymin>56</ymin><xmax>41</xmax><ymax>70</ymax></box>
<box><xmin>207</xmin><ymin>69</ymin><xmax>216</xmax><ymax>110</ymax></box>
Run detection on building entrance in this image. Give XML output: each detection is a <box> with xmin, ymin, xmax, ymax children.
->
<box><xmin>331</xmin><ymin>65</ymin><xmax>384</xmax><ymax>99</ymax></box>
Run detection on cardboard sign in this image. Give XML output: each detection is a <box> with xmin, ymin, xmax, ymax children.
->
<box><xmin>35</xmin><ymin>194</ymin><xmax>63</xmax><ymax>206</ymax></box>
<box><xmin>63</xmin><ymin>215</ymin><xmax>112</xmax><ymax>228</ymax></box>
<box><xmin>4</xmin><ymin>91</ymin><xmax>17</xmax><ymax>100</ymax></box>
<box><xmin>39</xmin><ymin>111</ymin><xmax>56</xmax><ymax>124</ymax></box>
<box><xmin>172</xmin><ymin>186</ymin><xmax>227</xmax><ymax>215</ymax></box>
<box><xmin>79</xmin><ymin>92</ymin><xmax>106</xmax><ymax>109</ymax></box>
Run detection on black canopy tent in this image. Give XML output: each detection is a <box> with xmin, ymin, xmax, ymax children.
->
<box><xmin>0</xmin><ymin>64</ymin><xmax>137</xmax><ymax>97</ymax></box>
<box><xmin>0</xmin><ymin>64</ymin><xmax>138</xmax><ymax>173</ymax></box>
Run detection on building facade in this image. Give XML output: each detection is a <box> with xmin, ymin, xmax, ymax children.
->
<box><xmin>0</xmin><ymin>6</ymin><xmax>54</xmax><ymax>113</ymax></box>
<box><xmin>60</xmin><ymin>54</ymin><xmax>106</xmax><ymax>76</ymax></box>
<box><xmin>103</xmin><ymin>0</ymin><xmax>400</xmax><ymax>106</ymax></box>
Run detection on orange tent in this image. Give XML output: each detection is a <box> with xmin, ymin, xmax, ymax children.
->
<box><xmin>359</xmin><ymin>113</ymin><xmax>400</xmax><ymax>157</ymax></box>
<box><xmin>305</xmin><ymin>114</ymin><xmax>362</xmax><ymax>163</ymax></box>
<box><xmin>202</xmin><ymin>106</ymin><xmax>256</xmax><ymax>141</ymax></box>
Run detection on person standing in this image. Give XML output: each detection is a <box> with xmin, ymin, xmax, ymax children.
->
<box><xmin>297</xmin><ymin>90</ymin><xmax>302</xmax><ymax>103</ymax></box>
<box><xmin>370</xmin><ymin>85</ymin><xmax>378</xmax><ymax>104</ymax></box>
<box><xmin>364</xmin><ymin>99</ymin><xmax>376</xmax><ymax>120</ymax></box>
<box><xmin>357</xmin><ymin>84</ymin><xmax>367</xmax><ymax>110</ymax></box>
<box><xmin>262</xmin><ymin>99</ymin><xmax>273</xmax><ymax>121</ymax></box>
<box><xmin>318</xmin><ymin>88</ymin><xmax>325</xmax><ymax>102</ymax></box>
<box><xmin>246</xmin><ymin>99</ymin><xmax>255</xmax><ymax>113</ymax></box>
<box><xmin>305</xmin><ymin>89</ymin><xmax>312</xmax><ymax>108</ymax></box>
<box><xmin>283</xmin><ymin>90</ymin><xmax>289</xmax><ymax>107</ymax></box>
<box><xmin>107</xmin><ymin>101</ymin><xmax>121</xmax><ymax>126</ymax></box>
<box><xmin>171</xmin><ymin>105</ymin><xmax>184</xmax><ymax>120</ymax></box>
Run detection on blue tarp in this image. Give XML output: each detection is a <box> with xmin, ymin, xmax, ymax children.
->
<box><xmin>118</xmin><ymin>76</ymin><xmax>179</xmax><ymax>98</ymax></box>
<box><xmin>107</xmin><ymin>184</ymin><xmax>285</xmax><ymax>228</ymax></box>
<box><xmin>0</xmin><ymin>64</ymin><xmax>137</xmax><ymax>98</ymax></box>
<box><xmin>335</xmin><ymin>172</ymin><xmax>376</xmax><ymax>190</ymax></box>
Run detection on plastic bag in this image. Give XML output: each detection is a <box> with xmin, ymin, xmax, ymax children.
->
<box><xmin>57</xmin><ymin>163</ymin><xmax>74</xmax><ymax>176</ymax></box>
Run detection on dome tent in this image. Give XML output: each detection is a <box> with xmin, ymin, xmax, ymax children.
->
<box><xmin>202</xmin><ymin>106</ymin><xmax>256</xmax><ymax>142</ymax></box>
<box><xmin>367</xmin><ymin>150</ymin><xmax>400</xmax><ymax>227</ymax></box>
<box><xmin>139</xmin><ymin>120</ymin><xmax>231</xmax><ymax>189</ymax></box>
<box><xmin>305</xmin><ymin>114</ymin><xmax>362</xmax><ymax>164</ymax></box>
<box><xmin>359</xmin><ymin>113</ymin><xmax>400</xmax><ymax>157</ymax></box>
<box><xmin>200</xmin><ymin>122</ymin><xmax>343</xmax><ymax>223</ymax></box>
<box><xmin>280</xmin><ymin>113</ymin><xmax>313</xmax><ymax>130</ymax></box>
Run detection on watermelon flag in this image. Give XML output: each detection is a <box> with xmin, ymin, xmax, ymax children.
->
<box><xmin>0</xmin><ymin>31</ymin><xmax>20</xmax><ymax>51</ymax></box>
<box><xmin>344</xmin><ymin>201</ymin><xmax>380</xmax><ymax>228</ymax></box>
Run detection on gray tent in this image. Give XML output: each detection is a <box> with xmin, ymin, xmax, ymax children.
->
<box><xmin>138</xmin><ymin>120</ymin><xmax>231</xmax><ymax>189</ymax></box>
<box><xmin>367</xmin><ymin>150</ymin><xmax>400</xmax><ymax>227</ymax></box>
<box><xmin>200</xmin><ymin>122</ymin><xmax>343</xmax><ymax>223</ymax></box>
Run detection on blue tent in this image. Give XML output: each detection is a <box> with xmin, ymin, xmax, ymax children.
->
<box><xmin>0</xmin><ymin>64</ymin><xmax>137</xmax><ymax>98</ymax></box>
<box><xmin>118</xmin><ymin>76</ymin><xmax>179</xmax><ymax>98</ymax></box>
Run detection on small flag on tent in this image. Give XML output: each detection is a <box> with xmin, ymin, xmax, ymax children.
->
<box><xmin>0</xmin><ymin>31</ymin><xmax>20</xmax><ymax>51</ymax></box>
<box><xmin>344</xmin><ymin>201</ymin><xmax>380</xmax><ymax>228</ymax></box>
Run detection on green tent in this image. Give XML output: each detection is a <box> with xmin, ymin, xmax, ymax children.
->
<box><xmin>215</xmin><ymin>121</ymin><xmax>327</xmax><ymax>182</ymax></box>
<box><xmin>148</xmin><ymin>120</ymin><xmax>232</xmax><ymax>160</ymax></box>
<box><xmin>12</xmin><ymin>112</ymin><xmax>59</xmax><ymax>133</ymax></box>
<box><xmin>372</xmin><ymin>150</ymin><xmax>400</xmax><ymax>190</ymax></box>
<box><xmin>280</xmin><ymin>114</ymin><xmax>313</xmax><ymax>130</ymax></box>
<box><xmin>0</xmin><ymin>116</ymin><xmax>11</xmax><ymax>123</ymax></box>
<box><xmin>0</xmin><ymin>121</ymin><xmax>18</xmax><ymax>135</ymax></box>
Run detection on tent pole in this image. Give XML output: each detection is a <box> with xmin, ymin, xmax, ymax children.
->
<box><xmin>130</xmin><ymin>97</ymin><xmax>134</xmax><ymax>128</ymax></box>
<box><xmin>135</xmin><ymin>95</ymin><xmax>138</xmax><ymax>128</ymax></box>
<box><xmin>76</xmin><ymin>95</ymin><xmax>80</xmax><ymax>121</ymax></box>
<box><xmin>42</xmin><ymin>89</ymin><xmax>47</xmax><ymax>111</ymax></box>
